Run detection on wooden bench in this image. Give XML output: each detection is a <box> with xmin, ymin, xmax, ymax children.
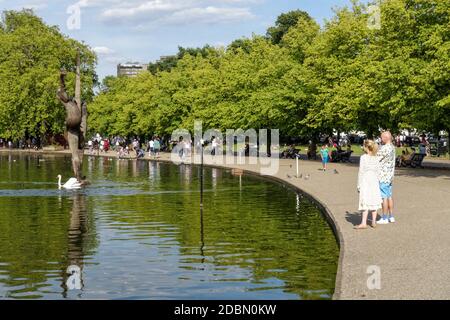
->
<box><xmin>330</xmin><ymin>150</ymin><xmax>353</xmax><ymax>163</ymax></box>
<box><xmin>340</xmin><ymin>151</ymin><xmax>353</xmax><ymax>163</ymax></box>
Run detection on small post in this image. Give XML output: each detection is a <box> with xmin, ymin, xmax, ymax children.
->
<box><xmin>199</xmin><ymin>206</ymin><xmax>204</xmax><ymax>262</ymax></box>
<box><xmin>296</xmin><ymin>154</ymin><xmax>299</xmax><ymax>178</ymax></box>
<box><xmin>200</xmin><ymin>139</ymin><xmax>204</xmax><ymax>207</ymax></box>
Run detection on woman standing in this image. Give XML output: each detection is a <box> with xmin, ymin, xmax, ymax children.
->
<box><xmin>355</xmin><ymin>140</ymin><xmax>382</xmax><ymax>229</ymax></box>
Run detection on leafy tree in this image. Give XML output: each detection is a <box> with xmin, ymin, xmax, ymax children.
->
<box><xmin>228</xmin><ymin>38</ymin><xmax>254</xmax><ymax>54</ymax></box>
<box><xmin>267</xmin><ymin>10</ymin><xmax>313</xmax><ymax>44</ymax></box>
<box><xmin>89</xmin><ymin>0</ymin><xmax>449</xmax><ymax>144</ymax></box>
<box><xmin>0</xmin><ymin>9</ymin><xmax>97</xmax><ymax>142</ymax></box>
<box><xmin>147</xmin><ymin>45</ymin><xmax>216</xmax><ymax>75</ymax></box>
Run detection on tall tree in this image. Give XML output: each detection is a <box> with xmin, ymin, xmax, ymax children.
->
<box><xmin>267</xmin><ymin>10</ymin><xmax>313</xmax><ymax>44</ymax></box>
<box><xmin>0</xmin><ymin>10</ymin><xmax>97</xmax><ymax>142</ymax></box>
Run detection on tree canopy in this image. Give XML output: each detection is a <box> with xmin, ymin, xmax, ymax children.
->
<box><xmin>0</xmin><ymin>9</ymin><xmax>97</xmax><ymax>141</ymax></box>
<box><xmin>147</xmin><ymin>45</ymin><xmax>215</xmax><ymax>75</ymax></box>
<box><xmin>90</xmin><ymin>0</ymin><xmax>449</xmax><ymax>140</ymax></box>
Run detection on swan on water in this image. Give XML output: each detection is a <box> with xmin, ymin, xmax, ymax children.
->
<box><xmin>57</xmin><ymin>175</ymin><xmax>82</xmax><ymax>189</ymax></box>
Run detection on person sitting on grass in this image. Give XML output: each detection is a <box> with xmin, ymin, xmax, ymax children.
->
<box><xmin>396</xmin><ymin>150</ymin><xmax>407</xmax><ymax>167</ymax></box>
<box><xmin>346</xmin><ymin>144</ymin><xmax>352</xmax><ymax>152</ymax></box>
<box><xmin>355</xmin><ymin>140</ymin><xmax>382</xmax><ymax>229</ymax></box>
<box><xmin>400</xmin><ymin>147</ymin><xmax>416</xmax><ymax>167</ymax></box>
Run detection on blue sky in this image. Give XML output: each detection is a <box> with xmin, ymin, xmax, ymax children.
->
<box><xmin>0</xmin><ymin>0</ymin><xmax>357</xmax><ymax>80</ymax></box>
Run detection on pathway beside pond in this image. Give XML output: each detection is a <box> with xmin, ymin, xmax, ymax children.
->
<box><xmin>296</xmin><ymin>153</ymin><xmax>450</xmax><ymax>170</ymax></box>
<box><xmin>2</xmin><ymin>149</ymin><xmax>450</xmax><ymax>299</ymax></box>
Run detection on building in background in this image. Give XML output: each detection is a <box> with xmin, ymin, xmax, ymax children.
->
<box><xmin>117</xmin><ymin>62</ymin><xmax>149</xmax><ymax>77</ymax></box>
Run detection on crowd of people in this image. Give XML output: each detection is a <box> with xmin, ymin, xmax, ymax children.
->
<box><xmin>0</xmin><ymin>137</ymin><xmax>44</xmax><ymax>150</ymax></box>
<box><xmin>85</xmin><ymin>134</ymin><xmax>165</xmax><ymax>160</ymax></box>
<box><xmin>171</xmin><ymin>136</ymin><xmax>222</xmax><ymax>161</ymax></box>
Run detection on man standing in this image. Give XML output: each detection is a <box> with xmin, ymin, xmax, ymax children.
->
<box><xmin>153</xmin><ymin>137</ymin><xmax>160</xmax><ymax>158</ymax></box>
<box><xmin>148</xmin><ymin>138</ymin><xmax>154</xmax><ymax>157</ymax></box>
<box><xmin>377</xmin><ymin>131</ymin><xmax>396</xmax><ymax>224</ymax></box>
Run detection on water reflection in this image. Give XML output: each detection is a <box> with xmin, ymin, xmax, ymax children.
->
<box><xmin>211</xmin><ymin>168</ymin><xmax>218</xmax><ymax>190</ymax></box>
<box><xmin>199</xmin><ymin>207</ymin><xmax>205</xmax><ymax>265</ymax></box>
<box><xmin>62</xmin><ymin>193</ymin><xmax>88</xmax><ymax>298</ymax></box>
<box><xmin>149</xmin><ymin>161</ymin><xmax>161</xmax><ymax>187</ymax></box>
<box><xmin>0</xmin><ymin>154</ymin><xmax>338</xmax><ymax>300</ymax></box>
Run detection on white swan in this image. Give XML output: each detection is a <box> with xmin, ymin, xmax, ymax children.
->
<box><xmin>57</xmin><ymin>174</ymin><xmax>82</xmax><ymax>189</ymax></box>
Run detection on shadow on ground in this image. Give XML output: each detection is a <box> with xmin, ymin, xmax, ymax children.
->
<box><xmin>345</xmin><ymin>211</ymin><xmax>381</xmax><ymax>226</ymax></box>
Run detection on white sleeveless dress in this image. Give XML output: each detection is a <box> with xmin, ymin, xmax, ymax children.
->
<box><xmin>358</xmin><ymin>154</ymin><xmax>382</xmax><ymax>211</ymax></box>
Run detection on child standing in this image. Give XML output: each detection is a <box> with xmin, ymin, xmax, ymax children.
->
<box><xmin>320</xmin><ymin>144</ymin><xmax>330</xmax><ymax>171</ymax></box>
<box><xmin>355</xmin><ymin>140</ymin><xmax>382</xmax><ymax>229</ymax></box>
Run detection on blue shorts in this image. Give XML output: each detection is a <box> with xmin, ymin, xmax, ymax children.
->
<box><xmin>380</xmin><ymin>182</ymin><xmax>393</xmax><ymax>199</ymax></box>
<box><xmin>322</xmin><ymin>157</ymin><xmax>329</xmax><ymax>164</ymax></box>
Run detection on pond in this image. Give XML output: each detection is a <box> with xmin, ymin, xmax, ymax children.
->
<box><xmin>0</xmin><ymin>153</ymin><xmax>338</xmax><ymax>300</ymax></box>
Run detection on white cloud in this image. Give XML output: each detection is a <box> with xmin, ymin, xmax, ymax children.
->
<box><xmin>20</xmin><ymin>0</ymin><xmax>48</xmax><ymax>10</ymax></box>
<box><xmin>23</xmin><ymin>4</ymin><xmax>47</xmax><ymax>10</ymax></box>
<box><xmin>92</xmin><ymin>46</ymin><xmax>126</xmax><ymax>66</ymax></box>
<box><xmin>93</xmin><ymin>46</ymin><xmax>115</xmax><ymax>55</ymax></box>
<box><xmin>73</xmin><ymin>0</ymin><xmax>121</xmax><ymax>8</ymax></box>
<box><xmin>99</xmin><ymin>0</ymin><xmax>194</xmax><ymax>23</ymax></box>
<box><xmin>160</xmin><ymin>6</ymin><xmax>254</xmax><ymax>25</ymax></box>
<box><xmin>78</xmin><ymin>0</ymin><xmax>259</xmax><ymax>27</ymax></box>
<box><xmin>105</xmin><ymin>56</ymin><xmax>125</xmax><ymax>64</ymax></box>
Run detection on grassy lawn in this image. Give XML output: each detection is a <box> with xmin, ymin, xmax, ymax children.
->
<box><xmin>289</xmin><ymin>144</ymin><xmax>366</xmax><ymax>156</ymax></box>
<box><xmin>285</xmin><ymin>144</ymin><xmax>449</xmax><ymax>159</ymax></box>
<box><xmin>230</xmin><ymin>143</ymin><xmax>449</xmax><ymax>160</ymax></box>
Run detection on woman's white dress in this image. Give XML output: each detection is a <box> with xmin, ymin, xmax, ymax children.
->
<box><xmin>358</xmin><ymin>154</ymin><xmax>382</xmax><ymax>211</ymax></box>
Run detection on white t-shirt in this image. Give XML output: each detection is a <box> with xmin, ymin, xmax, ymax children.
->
<box><xmin>377</xmin><ymin>143</ymin><xmax>396</xmax><ymax>184</ymax></box>
<box><xmin>149</xmin><ymin>140</ymin><xmax>154</xmax><ymax>148</ymax></box>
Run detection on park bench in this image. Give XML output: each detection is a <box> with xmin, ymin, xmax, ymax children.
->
<box><xmin>340</xmin><ymin>151</ymin><xmax>353</xmax><ymax>163</ymax></box>
<box><xmin>330</xmin><ymin>150</ymin><xmax>353</xmax><ymax>163</ymax></box>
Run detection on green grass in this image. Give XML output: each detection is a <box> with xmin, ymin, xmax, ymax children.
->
<box><xmin>284</xmin><ymin>144</ymin><xmax>449</xmax><ymax>158</ymax></box>
<box><xmin>232</xmin><ymin>143</ymin><xmax>449</xmax><ymax>160</ymax></box>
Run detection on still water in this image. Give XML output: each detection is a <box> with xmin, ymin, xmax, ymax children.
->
<box><xmin>0</xmin><ymin>153</ymin><xmax>338</xmax><ymax>300</ymax></box>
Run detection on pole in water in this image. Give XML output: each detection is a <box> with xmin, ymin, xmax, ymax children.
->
<box><xmin>200</xmin><ymin>139</ymin><xmax>204</xmax><ymax>207</ymax></box>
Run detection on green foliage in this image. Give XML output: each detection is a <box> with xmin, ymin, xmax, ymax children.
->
<box><xmin>147</xmin><ymin>45</ymin><xmax>215</xmax><ymax>75</ymax></box>
<box><xmin>91</xmin><ymin>37</ymin><xmax>311</xmax><ymax>137</ymax></box>
<box><xmin>0</xmin><ymin>9</ymin><xmax>97</xmax><ymax>141</ymax></box>
<box><xmin>87</xmin><ymin>1</ymin><xmax>450</xmax><ymax>139</ymax></box>
<box><xmin>266</xmin><ymin>10</ymin><xmax>314</xmax><ymax>45</ymax></box>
